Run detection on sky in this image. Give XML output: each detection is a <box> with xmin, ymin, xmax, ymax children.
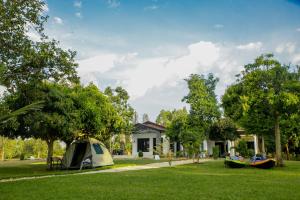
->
<box><xmin>37</xmin><ymin>0</ymin><xmax>300</xmax><ymax>121</ymax></box>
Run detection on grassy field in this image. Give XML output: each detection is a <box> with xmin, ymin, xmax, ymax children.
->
<box><xmin>0</xmin><ymin>158</ymin><xmax>171</xmax><ymax>180</ymax></box>
<box><xmin>0</xmin><ymin>160</ymin><xmax>300</xmax><ymax>200</ymax></box>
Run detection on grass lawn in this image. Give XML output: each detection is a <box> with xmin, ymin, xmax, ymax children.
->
<box><xmin>0</xmin><ymin>158</ymin><xmax>173</xmax><ymax>180</ymax></box>
<box><xmin>0</xmin><ymin>160</ymin><xmax>300</xmax><ymax>200</ymax></box>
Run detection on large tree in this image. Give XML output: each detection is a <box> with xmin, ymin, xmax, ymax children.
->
<box><xmin>222</xmin><ymin>54</ymin><xmax>300</xmax><ymax>166</ymax></box>
<box><xmin>0</xmin><ymin>0</ymin><xmax>79</xmax><ymax>167</ymax></box>
<box><xmin>3</xmin><ymin>83</ymin><xmax>79</xmax><ymax>167</ymax></box>
<box><xmin>183</xmin><ymin>73</ymin><xmax>220</xmax><ymax>139</ymax></box>
<box><xmin>0</xmin><ymin>0</ymin><xmax>79</xmax><ymax>93</ymax></box>
<box><xmin>104</xmin><ymin>86</ymin><xmax>134</xmax><ymax>153</ymax></box>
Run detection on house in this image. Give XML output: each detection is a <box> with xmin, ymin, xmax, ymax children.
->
<box><xmin>132</xmin><ymin>121</ymin><xmax>170</xmax><ymax>157</ymax></box>
<box><xmin>203</xmin><ymin>129</ymin><xmax>260</xmax><ymax>157</ymax></box>
<box><xmin>132</xmin><ymin>121</ymin><xmax>260</xmax><ymax>158</ymax></box>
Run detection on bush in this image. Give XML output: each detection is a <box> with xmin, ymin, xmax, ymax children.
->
<box><xmin>20</xmin><ymin>153</ymin><xmax>25</xmax><ymax>160</ymax></box>
<box><xmin>248</xmin><ymin>149</ymin><xmax>255</xmax><ymax>157</ymax></box>
<box><xmin>176</xmin><ymin>150</ymin><xmax>184</xmax><ymax>157</ymax></box>
<box><xmin>138</xmin><ymin>151</ymin><xmax>143</xmax><ymax>157</ymax></box>
<box><xmin>212</xmin><ymin>146</ymin><xmax>219</xmax><ymax>159</ymax></box>
<box><xmin>236</xmin><ymin>140</ymin><xmax>248</xmax><ymax>157</ymax></box>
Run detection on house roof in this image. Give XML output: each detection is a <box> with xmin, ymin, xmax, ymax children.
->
<box><xmin>134</xmin><ymin>121</ymin><xmax>166</xmax><ymax>132</ymax></box>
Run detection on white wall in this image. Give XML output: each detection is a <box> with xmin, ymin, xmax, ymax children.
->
<box><xmin>132</xmin><ymin>132</ymin><xmax>169</xmax><ymax>158</ymax></box>
<box><xmin>203</xmin><ymin>139</ymin><xmax>215</xmax><ymax>156</ymax></box>
<box><xmin>132</xmin><ymin>132</ymin><xmax>157</xmax><ymax>157</ymax></box>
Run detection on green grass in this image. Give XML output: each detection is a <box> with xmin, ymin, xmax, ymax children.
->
<box><xmin>0</xmin><ymin>160</ymin><xmax>300</xmax><ymax>200</ymax></box>
<box><xmin>0</xmin><ymin>158</ymin><xmax>171</xmax><ymax>180</ymax></box>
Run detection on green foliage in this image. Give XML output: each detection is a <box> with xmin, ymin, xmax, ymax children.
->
<box><xmin>212</xmin><ymin>146</ymin><xmax>219</xmax><ymax>159</ymax></box>
<box><xmin>0</xmin><ymin>1</ymin><xmax>79</xmax><ymax>92</ymax></box>
<box><xmin>248</xmin><ymin>149</ymin><xmax>255</xmax><ymax>157</ymax></box>
<box><xmin>166</xmin><ymin>108</ymin><xmax>189</xmax><ymax>142</ymax></box>
<box><xmin>183</xmin><ymin>74</ymin><xmax>220</xmax><ymax>137</ymax></box>
<box><xmin>208</xmin><ymin>117</ymin><xmax>239</xmax><ymax>141</ymax></box>
<box><xmin>222</xmin><ymin>54</ymin><xmax>300</xmax><ymax>165</ymax></box>
<box><xmin>236</xmin><ymin>140</ymin><xmax>248</xmax><ymax>157</ymax></box>
<box><xmin>138</xmin><ymin>151</ymin><xmax>143</xmax><ymax>157</ymax></box>
<box><xmin>156</xmin><ymin>110</ymin><xmax>173</xmax><ymax>127</ymax></box>
<box><xmin>104</xmin><ymin>86</ymin><xmax>134</xmax><ymax>138</ymax></box>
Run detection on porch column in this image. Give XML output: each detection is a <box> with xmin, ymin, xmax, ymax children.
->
<box><xmin>230</xmin><ymin>141</ymin><xmax>235</xmax><ymax>156</ymax></box>
<box><xmin>254</xmin><ymin>135</ymin><xmax>258</xmax><ymax>155</ymax></box>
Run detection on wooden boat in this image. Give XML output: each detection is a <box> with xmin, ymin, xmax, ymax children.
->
<box><xmin>250</xmin><ymin>158</ymin><xmax>276</xmax><ymax>169</ymax></box>
<box><xmin>224</xmin><ymin>157</ymin><xmax>247</xmax><ymax>168</ymax></box>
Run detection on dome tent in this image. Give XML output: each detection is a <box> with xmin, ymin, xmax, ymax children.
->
<box><xmin>62</xmin><ymin>138</ymin><xmax>113</xmax><ymax>169</ymax></box>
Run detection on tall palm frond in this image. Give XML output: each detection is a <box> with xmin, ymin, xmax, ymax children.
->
<box><xmin>0</xmin><ymin>101</ymin><xmax>44</xmax><ymax>124</ymax></box>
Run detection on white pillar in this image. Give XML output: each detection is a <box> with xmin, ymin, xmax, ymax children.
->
<box><xmin>254</xmin><ymin>135</ymin><xmax>258</xmax><ymax>155</ymax></box>
<box><xmin>230</xmin><ymin>141</ymin><xmax>235</xmax><ymax>156</ymax></box>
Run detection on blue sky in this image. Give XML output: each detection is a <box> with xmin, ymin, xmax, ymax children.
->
<box><xmin>40</xmin><ymin>0</ymin><xmax>300</xmax><ymax>120</ymax></box>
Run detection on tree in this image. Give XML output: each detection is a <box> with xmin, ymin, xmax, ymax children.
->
<box><xmin>183</xmin><ymin>73</ymin><xmax>220</xmax><ymax>139</ymax></box>
<box><xmin>5</xmin><ymin>83</ymin><xmax>79</xmax><ymax>167</ymax></box>
<box><xmin>142</xmin><ymin>113</ymin><xmax>150</xmax><ymax>122</ymax></box>
<box><xmin>208</xmin><ymin>117</ymin><xmax>239</xmax><ymax>142</ymax></box>
<box><xmin>0</xmin><ymin>1</ymin><xmax>79</xmax><ymax>93</ymax></box>
<box><xmin>0</xmin><ymin>0</ymin><xmax>80</xmax><ymax>167</ymax></box>
<box><xmin>222</xmin><ymin>54</ymin><xmax>300</xmax><ymax>166</ymax></box>
<box><xmin>104</xmin><ymin>86</ymin><xmax>134</xmax><ymax>153</ymax></box>
<box><xmin>166</xmin><ymin>108</ymin><xmax>189</xmax><ymax>143</ymax></box>
<box><xmin>156</xmin><ymin>109</ymin><xmax>173</xmax><ymax>127</ymax></box>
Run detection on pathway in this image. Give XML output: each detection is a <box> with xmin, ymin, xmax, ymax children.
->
<box><xmin>0</xmin><ymin>159</ymin><xmax>211</xmax><ymax>183</ymax></box>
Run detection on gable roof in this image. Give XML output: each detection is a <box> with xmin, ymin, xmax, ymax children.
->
<box><xmin>134</xmin><ymin>121</ymin><xmax>165</xmax><ymax>132</ymax></box>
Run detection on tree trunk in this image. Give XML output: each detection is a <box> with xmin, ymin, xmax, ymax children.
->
<box><xmin>274</xmin><ymin>114</ymin><xmax>283</xmax><ymax>166</ymax></box>
<box><xmin>46</xmin><ymin>139</ymin><xmax>54</xmax><ymax>169</ymax></box>
<box><xmin>261</xmin><ymin>136</ymin><xmax>265</xmax><ymax>156</ymax></box>
<box><xmin>285</xmin><ymin>143</ymin><xmax>290</xmax><ymax>160</ymax></box>
<box><xmin>1</xmin><ymin>136</ymin><xmax>5</xmax><ymax>161</ymax></box>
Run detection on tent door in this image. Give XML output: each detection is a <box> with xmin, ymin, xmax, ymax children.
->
<box><xmin>70</xmin><ymin>142</ymin><xmax>88</xmax><ymax>168</ymax></box>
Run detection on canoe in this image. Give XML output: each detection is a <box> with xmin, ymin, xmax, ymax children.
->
<box><xmin>250</xmin><ymin>158</ymin><xmax>276</xmax><ymax>169</ymax></box>
<box><xmin>224</xmin><ymin>158</ymin><xmax>247</xmax><ymax>168</ymax></box>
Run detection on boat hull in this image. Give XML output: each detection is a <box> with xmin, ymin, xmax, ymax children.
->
<box><xmin>250</xmin><ymin>159</ymin><xmax>276</xmax><ymax>169</ymax></box>
<box><xmin>224</xmin><ymin>159</ymin><xmax>246</xmax><ymax>168</ymax></box>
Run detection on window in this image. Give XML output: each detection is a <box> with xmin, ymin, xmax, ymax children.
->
<box><xmin>137</xmin><ymin>138</ymin><xmax>150</xmax><ymax>152</ymax></box>
<box><xmin>153</xmin><ymin>138</ymin><xmax>157</xmax><ymax>152</ymax></box>
<box><xmin>93</xmin><ymin>143</ymin><xmax>103</xmax><ymax>154</ymax></box>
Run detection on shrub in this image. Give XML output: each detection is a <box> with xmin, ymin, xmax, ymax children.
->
<box><xmin>176</xmin><ymin>150</ymin><xmax>184</xmax><ymax>157</ymax></box>
<box><xmin>248</xmin><ymin>149</ymin><xmax>255</xmax><ymax>157</ymax></box>
<box><xmin>212</xmin><ymin>146</ymin><xmax>219</xmax><ymax>159</ymax></box>
<box><xmin>20</xmin><ymin>153</ymin><xmax>25</xmax><ymax>160</ymax></box>
<box><xmin>236</xmin><ymin>140</ymin><xmax>248</xmax><ymax>157</ymax></box>
<box><xmin>138</xmin><ymin>151</ymin><xmax>143</xmax><ymax>157</ymax></box>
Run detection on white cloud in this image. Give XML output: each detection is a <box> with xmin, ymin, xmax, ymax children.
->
<box><xmin>296</xmin><ymin>28</ymin><xmax>300</xmax><ymax>32</ymax></box>
<box><xmin>78</xmin><ymin>54</ymin><xmax>119</xmax><ymax>74</ymax></box>
<box><xmin>276</xmin><ymin>42</ymin><xmax>296</xmax><ymax>54</ymax></box>
<box><xmin>75</xmin><ymin>12</ymin><xmax>82</xmax><ymax>18</ymax></box>
<box><xmin>144</xmin><ymin>5</ymin><xmax>159</xmax><ymax>11</ymax></box>
<box><xmin>107</xmin><ymin>0</ymin><xmax>120</xmax><ymax>8</ymax></box>
<box><xmin>292</xmin><ymin>54</ymin><xmax>300</xmax><ymax>64</ymax></box>
<box><xmin>74</xmin><ymin>1</ymin><xmax>82</xmax><ymax>8</ymax></box>
<box><xmin>78</xmin><ymin>41</ymin><xmax>269</xmax><ymax>118</ymax></box>
<box><xmin>79</xmin><ymin>41</ymin><xmax>220</xmax><ymax>99</ymax></box>
<box><xmin>236</xmin><ymin>42</ymin><xmax>262</xmax><ymax>50</ymax></box>
<box><xmin>214</xmin><ymin>24</ymin><xmax>224</xmax><ymax>29</ymax></box>
<box><xmin>53</xmin><ymin>17</ymin><xmax>63</xmax><ymax>25</ymax></box>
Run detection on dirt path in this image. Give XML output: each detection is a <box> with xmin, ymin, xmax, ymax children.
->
<box><xmin>0</xmin><ymin>159</ymin><xmax>211</xmax><ymax>183</ymax></box>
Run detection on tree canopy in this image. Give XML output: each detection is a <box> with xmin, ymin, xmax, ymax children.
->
<box><xmin>222</xmin><ymin>54</ymin><xmax>300</xmax><ymax>166</ymax></box>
